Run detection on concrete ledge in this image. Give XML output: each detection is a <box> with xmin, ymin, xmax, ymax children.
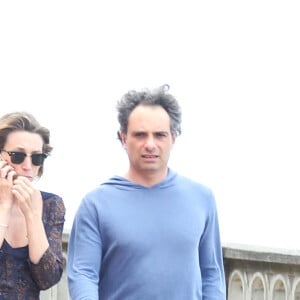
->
<box><xmin>223</xmin><ymin>243</ymin><xmax>300</xmax><ymax>265</ymax></box>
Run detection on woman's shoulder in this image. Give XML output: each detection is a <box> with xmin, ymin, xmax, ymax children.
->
<box><xmin>41</xmin><ymin>191</ymin><xmax>65</xmax><ymax>212</ymax></box>
<box><xmin>41</xmin><ymin>191</ymin><xmax>61</xmax><ymax>200</ymax></box>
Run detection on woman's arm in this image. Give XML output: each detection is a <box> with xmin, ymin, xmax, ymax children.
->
<box><xmin>29</xmin><ymin>194</ymin><xmax>66</xmax><ymax>290</ymax></box>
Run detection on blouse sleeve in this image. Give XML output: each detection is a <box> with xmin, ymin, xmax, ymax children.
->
<box><xmin>28</xmin><ymin>193</ymin><xmax>66</xmax><ymax>290</ymax></box>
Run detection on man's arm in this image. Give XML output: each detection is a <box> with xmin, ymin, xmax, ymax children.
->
<box><xmin>67</xmin><ymin>197</ymin><xmax>102</xmax><ymax>300</ymax></box>
<box><xmin>199</xmin><ymin>192</ymin><xmax>226</xmax><ymax>299</ymax></box>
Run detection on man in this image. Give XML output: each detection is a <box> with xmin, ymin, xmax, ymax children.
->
<box><xmin>67</xmin><ymin>85</ymin><xmax>226</xmax><ymax>299</ymax></box>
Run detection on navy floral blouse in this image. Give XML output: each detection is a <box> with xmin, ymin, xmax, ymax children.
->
<box><xmin>0</xmin><ymin>191</ymin><xmax>66</xmax><ymax>300</ymax></box>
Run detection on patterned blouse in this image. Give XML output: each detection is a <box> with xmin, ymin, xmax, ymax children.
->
<box><xmin>0</xmin><ymin>191</ymin><xmax>66</xmax><ymax>300</ymax></box>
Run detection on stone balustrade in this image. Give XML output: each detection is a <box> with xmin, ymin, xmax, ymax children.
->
<box><xmin>40</xmin><ymin>234</ymin><xmax>300</xmax><ymax>299</ymax></box>
<box><xmin>224</xmin><ymin>243</ymin><xmax>300</xmax><ymax>300</ymax></box>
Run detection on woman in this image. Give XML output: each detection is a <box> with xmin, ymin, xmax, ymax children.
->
<box><xmin>0</xmin><ymin>112</ymin><xmax>65</xmax><ymax>300</ymax></box>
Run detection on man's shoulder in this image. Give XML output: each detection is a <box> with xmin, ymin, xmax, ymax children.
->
<box><xmin>175</xmin><ymin>173</ymin><xmax>212</xmax><ymax>192</ymax></box>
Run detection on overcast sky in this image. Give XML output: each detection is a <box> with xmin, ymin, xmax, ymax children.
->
<box><xmin>1</xmin><ymin>1</ymin><xmax>300</xmax><ymax>250</ymax></box>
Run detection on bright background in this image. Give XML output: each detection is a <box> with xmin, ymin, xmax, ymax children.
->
<box><xmin>1</xmin><ymin>1</ymin><xmax>299</xmax><ymax>249</ymax></box>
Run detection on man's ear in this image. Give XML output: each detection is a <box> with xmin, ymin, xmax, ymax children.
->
<box><xmin>172</xmin><ymin>133</ymin><xmax>177</xmax><ymax>144</ymax></box>
<box><xmin>119</xmin><ymin>131</ymin><xmax>127</xmax><ymax>148</ymax></box>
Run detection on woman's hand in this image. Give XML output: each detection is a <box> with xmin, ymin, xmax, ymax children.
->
<box><xmin>0</xmin><ymin>160</ymin><xmax>16</xmax><ymax>210</ymax></box>
<box><xmin>12</xmin><ymin>176</ymin><xmax>47</xmax><ymax>264</ymax></box>
<box><xmin>12</xmin><ymin>176</ymin><xmax>42</xmax><ymax>219</ymax></box>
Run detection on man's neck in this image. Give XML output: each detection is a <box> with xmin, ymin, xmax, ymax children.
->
<box><xmin>124</xmin><ymin>168</ymin><xmax>168</xmax><ymax>187</ymax></box>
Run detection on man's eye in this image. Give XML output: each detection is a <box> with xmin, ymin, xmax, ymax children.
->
<box><xmin>156</xmin><ymin>132</ymin><xmax>168</xmax><ymax>138</ymax></box>
<box><xmin>135</xmin><ymin>132</ymin><xmax>145</xmax><ymax>137</ymax></box>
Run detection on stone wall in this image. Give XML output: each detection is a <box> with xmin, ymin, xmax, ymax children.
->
<box><xmin>41</xmin><ymin>234</ymin><xmax>300</xmax><ymax>299</ymax></box>
<box><xmin>224</xmin><ymin>243</ymin><xmax>300</xmax><ymax>299</ymax></box>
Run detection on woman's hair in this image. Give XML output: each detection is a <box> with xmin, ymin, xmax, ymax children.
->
<box><xmin>116</xmin><ymin>84</ymin><xmax>182</xmax><ymax>141</ymax></box>
<box><xmin>0</xmin><ymin>112</ymin><xmax>52</xmax><ymax>177</ymax></box>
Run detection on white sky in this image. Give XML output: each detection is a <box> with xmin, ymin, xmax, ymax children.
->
<box><xmin>1</xmin><ymin>1</ymin><xmax>299</xmax><ymax>250</ymax></box>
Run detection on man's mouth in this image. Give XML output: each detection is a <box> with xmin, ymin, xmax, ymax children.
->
<box><xmin>142</xmin><ymin>155</ymin><xmax>158</xmax><ymax>158</ymax></box>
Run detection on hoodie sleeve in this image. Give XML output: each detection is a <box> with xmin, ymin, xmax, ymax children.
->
<box><xmin>67</xmin><ymin>195</ymin><xmax>102</xmax><ymax>300</ymax></box>
<box><xmin>198</xmin><ymin>191</ymin><xmax>226</xmax><ymax>299</ymax></box>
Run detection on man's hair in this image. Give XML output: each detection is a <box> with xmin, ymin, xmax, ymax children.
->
<box><xmin>116</xmin><ymin>84</ymin><xmax>182</xmax><ymax>141</ymax></box>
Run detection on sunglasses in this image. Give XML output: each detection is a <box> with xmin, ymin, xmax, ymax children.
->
<box><xmin>1</xmin><ymin>149</ymin><xmax>47</xmax><ymax>166</ymax></box>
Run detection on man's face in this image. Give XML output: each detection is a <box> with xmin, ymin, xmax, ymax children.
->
<box><xmin>121</xmin><ymin>105</ymin><xmax>176</xmax><ymax>178</ymax></box>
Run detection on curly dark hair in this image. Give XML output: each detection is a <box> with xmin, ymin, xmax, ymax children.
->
<box><xmin>116</xmin><ymin>84</ymin><xmax>182</xmax><ymax>142</ymax></box>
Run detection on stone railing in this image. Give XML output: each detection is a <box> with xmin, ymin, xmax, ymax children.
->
<box><xmin>41</xmin><ymin>234</ymin><xmax>300</xmax><ymax>299</ymax></box>
<box><xmin>224</xmin><ymin>243</ymin><xmax>300</xmax><ymax>299</ymax></box>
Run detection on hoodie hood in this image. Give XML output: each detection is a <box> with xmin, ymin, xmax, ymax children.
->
<box><xmin>101</xmin><ymin>168</ymin><xmax>178</xmax><ymax>191</ymax></box>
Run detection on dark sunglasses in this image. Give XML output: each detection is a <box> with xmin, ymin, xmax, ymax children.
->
<box><xmin>1</xmin><ymin>149</ymin><xmax>47</xmax><ymax>166</ymax></box>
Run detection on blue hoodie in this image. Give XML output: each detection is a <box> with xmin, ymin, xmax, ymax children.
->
<box><xmin>67</xmin><ymin>169</ymin><xmax>226</xmax><ymax>299</ymax></box>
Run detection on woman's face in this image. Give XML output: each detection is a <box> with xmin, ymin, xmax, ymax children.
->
<box><xmin>1</xmin><ymin>130</ymin><xmax>44</xmax><ymax>181</ymax></box>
